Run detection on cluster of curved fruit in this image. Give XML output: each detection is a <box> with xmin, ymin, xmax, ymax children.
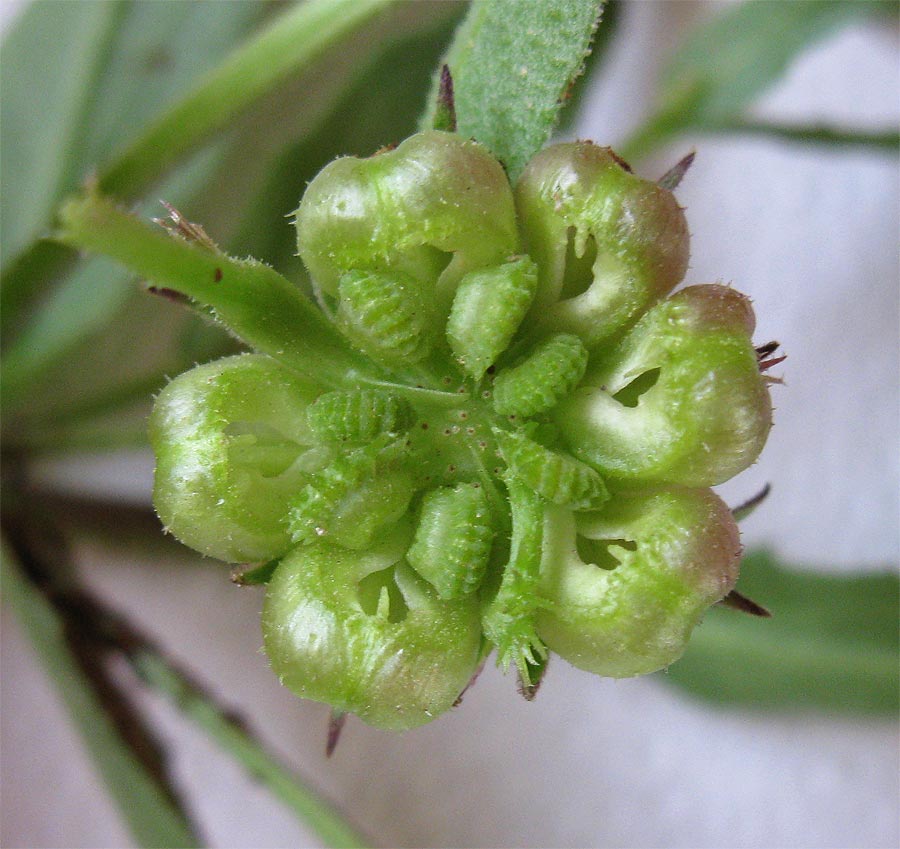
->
<box><xmin>150</xmin><ymin>131</ymin><xmax>773</xmax><ymax>730</ymax></box>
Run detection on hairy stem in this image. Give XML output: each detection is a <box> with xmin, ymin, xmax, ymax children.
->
<box><xmin>56</xmin><ymin>192</ymin><xmax>379</xmax><ymax>388</ymax></box>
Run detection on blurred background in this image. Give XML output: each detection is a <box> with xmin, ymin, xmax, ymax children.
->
<box><xmin>2</xmin><ymin>1</ymin><xmax>898</xmax><ymax>847</ymax></box>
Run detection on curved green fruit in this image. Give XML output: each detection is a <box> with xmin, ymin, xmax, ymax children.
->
<box><xmin>295</xmin><ymin>130</ymin><xmax>518</xmax><ymax>312</ymax></box>
<box><xmin>556</xmin><ymin>285</ymin><xmax>772</xmax><ymax>487</ymax></box>
<box><xmin>537</xmin><ymin>486</ymin><xmax>741</xmax><ymax>677</ymax></box>
<box><xmin>516</xmin><ymin>141</ymin><xmax>689</xmax><ymax>348</ymax></box>
<box><xmin>263</xmin><ymin>539</ymin><xmax>482</xmax><ymax>729</ymax></box>
<box><xmin>446</xmin><ymin>256</ymin><xmax>538</xmax><ymax>379</ymax></box>
<box><xmin>492</xmin><ymin>332</ymin><xmax>589</xmax><ymax>418</ymax></box>
<box><xmin>150</xmin><ymin>354</ymin><xmax>322</xmax><ymax>563</ymax></box>
<box><xmin>406</xmin><ymin>482</ymin><xmax>494</xmax><ymax>599</ymax></box>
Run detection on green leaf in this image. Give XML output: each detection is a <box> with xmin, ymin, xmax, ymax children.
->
<box><xmin>0</xmin><ymin>541</ymin><xmax>201</xmax><ymax>849</ymax></box>
<box><xmin>0</xmin><ymin>1</ymin><xmax>123</xmax><ymax>267</ymax></box>
<box><xmin>97</xmin><ymin>0</ymin><xmax>392</xmax><ymax>200</ymax></box>
<box><xmin>75</xmin><ymin>0</ymin><xmax>263</xmax><ymax>172</ymax></box>
<box><xmin>622</xmin><ymin>0</ymin><xmax>891</xmax><ymax>159</ymax></box>
<box><xmin>423</xmin><ymin>0</ymin><xmax>604</xmax><ymax>181</ymax></box>
<box><xmin>1</xmin><ymin>146</ymin><xmax>227</xmax><ymax>415</ymax></box>
<box><xmin>0</xmin><ymin>0</ymin><xmax>262</xmax><ymax>311</ymax></box>
<box><xmin>663</xmin><ymin>550</ymin><xmax>899</xmax><ymax>714</ymax></box>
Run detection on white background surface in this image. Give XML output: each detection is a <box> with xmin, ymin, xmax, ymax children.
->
<box><xmin>2</xmin><ymin>2</ymin><xmax>898</xmax><ymax>848</ymax></box>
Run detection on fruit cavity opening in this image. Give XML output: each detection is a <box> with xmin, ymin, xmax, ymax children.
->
<box><xmin>576</xmin><ymin>537</ymin><xmax>637</xmax><ymax>571</ymax></box>
<box><xmin>559</xmin><ymin>226</ymin><xmax>598</xmax><ymax>300</ymax></box>
<box><xmin>612</xmin><ymin>368</ymin><xmax>661</xmax><ymax>408</ymax></box>
<box><xmin>357</xmin><ymin>566</ymin><xmax>410</xmax><ymax>623</ymax></box>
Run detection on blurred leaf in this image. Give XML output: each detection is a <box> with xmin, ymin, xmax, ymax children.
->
<box><xmin>623</xmin><ymin>0</ymin><xmax>891</xmax><ymax>159</ymax></box>
<box><xmin>0</xmin><ymin>1</ymin><xmax>263</xmax><ymax>326</ymax></box>
<box><xmin>2</xmin><ymin>257</ymin><xmax>135</xmax><ymax>411</ymax></box>
<box><xmin>97</xmin><ymin>0</ymin><xmax>392</xmax><ymax>200</ymax></box>
<box><xmin>1</xmin><ymin>145</ymin><xmax>227</xmax><ymax>415</ymax></box>
<box><xmin>0</xmin><ymin>1</ymin><xmax>123</xmax><ymax>267</ymax></box>
<box><xmin>0</xmin><ymin>1</ymin><xmax>261</xmax><ymax>388</ymax></box>
<box><xmin>3</xmin><ymin>285</ymin><xmax>237</xmax><ymax>452</ymax></box>
<box><xmin>132</xmin><ymin>650</ymin><xmax>369</xmax><ymax>849</ymax></box>
<box><xmin>663</xmin><ymin>550</ymin><xmax>899</xmax><ymax>714</ymax></box>
<box><xmin>0</xmin><ymin>540</ymin><xmax>201</xmax><ymax>848</ymax></box>
<box><xmin>423</xmin><ymin>0</ymin><xmax>604</xmax><ymax>180</ymax></box>
<box><xmin>78</xmin><ymin>1</ymin><xmax>264</xmax><ymax>169</ymax></box>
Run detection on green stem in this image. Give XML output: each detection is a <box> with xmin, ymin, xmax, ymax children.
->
<box><xmin>130</xmin><ymin>649</ymin><xmax>369</xmax><ymax>849</ymax></box>
<box><xmin>56</xmin><ymin>192</ymin><xmax>379</xmax><ymax>388</ymax></box>
<box><xmin>98</xmin><ymin>0</ymin><xmax>392</xmax><ymax>200</ymax></box>
<box><xmin>621</xmin><ymin>107</ymin><xmax>899</xmax><ymax>162</ymax></box>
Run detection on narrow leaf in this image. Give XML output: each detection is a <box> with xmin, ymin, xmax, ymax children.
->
<box><xmin>704</xmin><ymin>119</ymin><xmax>900</xmax><ymax>152</ymax></box>
<box><xmin>663</xmin><ymin>550</ymin><xmax>899</xmax><ymax>714</ymax></box>
<box><xmin>0</xmin><ymin>1</ymin><xmax>122</xmax><ymax>267</ymax></box>
<box><xmin>98</xmin><ymin>0</ymin><xmax>391</xmax><ymax>200</ymax></box>
<box><xmin>424</xmin><ymin>0</ymin><xmax>604</xmax><ymax>181</ymax></box>
<box><xmin>555</xmin><ymin>0</ymin><xmax>622</xmax><ymax>133</ymax></box>
<box><xmin>130</xmin><ymin>649</ymin><xmax>369</xmax><ymax>848</ymax></box>
<box><xmin>0</xmin><ymin>541</ymin><xmax>201</xmax><ymax>848</ymax></box>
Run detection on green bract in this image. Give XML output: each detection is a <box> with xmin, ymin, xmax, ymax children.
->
<box><xmin>149</xmin><ymin>131</ymin><xmax>774</xmax><ymax>730</ymax></box>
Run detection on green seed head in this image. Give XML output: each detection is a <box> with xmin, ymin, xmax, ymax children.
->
<box><xmin>149</xmin><ymin>131</ymin><xmax>777</xmax><ymax>729</ymax></box>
